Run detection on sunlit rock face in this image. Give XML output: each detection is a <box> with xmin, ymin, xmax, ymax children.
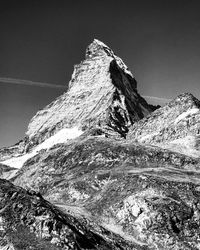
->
<box><xmin>26</xmin><ymin>39</ymin><xmax>154</xmax><ymax>148</ymax></box>
<box><xmin>127</xmin><ymin>93</ymin><xmax>200</xmax><ymax>157</ymax></box>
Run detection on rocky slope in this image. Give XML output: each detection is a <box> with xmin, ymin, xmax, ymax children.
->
<box><xmin>127</xmin><ymin>93</ymin><xmax>200</xmax><ymax>157</ymax></box>
<box><xmin>10</xmin><ymin>136</ymin><xmax>200</xmax><ymax>249</ymax></box>
<box><xmin>0</xmin><ymin>178</ymin><xmax>139</xmax><ymax>250</ymax></box>
<box><xmin>13</xmin><ymin>136</ymin><xmax>200</xmax><ymax>194</ymax></box>
<box><xmin>0</xmin><ymin>140</ymin><xmax>25</xmax><ymax>162</ymax></box>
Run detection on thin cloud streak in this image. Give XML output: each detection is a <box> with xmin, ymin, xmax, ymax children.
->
<box><xmin>143</xmin><ymin>95</ymin><xmax>172</xmax><ymax>102</ymax></box>
<box><xmin>0</xmin><ymin>77</ymin><xmax>172</xmax><ymax>103</ymax></box>
<box><xmin>0</xmin><ymin>77</ymin><xmax>67</xmax><ymax>89</ymax></box>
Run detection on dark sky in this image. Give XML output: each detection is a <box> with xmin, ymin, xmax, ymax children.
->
<box><xmin>1</xmin><ymin>0</ymin><xmax>200</xmax><ymax>147</ymax></box>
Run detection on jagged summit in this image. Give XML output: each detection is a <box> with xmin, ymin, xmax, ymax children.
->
<box><xmin>86</xmin><ymin>39</ymin><xmax>120</xmax><ymax>60</ymax></box>
<box><xmin>85</xmin><ymin>39</ymin><xmax>133</xmax><ymax>77</ymax></box>
<box><xmin>167</xmin><ymin>92</ymin><xmax>200</xmax><ymax>108</ymax></box>
<box><xmin>23</xmin><ymin>39</ymin><xmax>155</xmax><ymax>149</ymax></box>
<box><xmin>86</xmin><ymin>39</ymin><xmax>111</xmax><ymax>57</ymax></box>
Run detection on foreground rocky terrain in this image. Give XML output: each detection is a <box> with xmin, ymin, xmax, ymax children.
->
<box><xmin>1</xmin><ymin>39</ymin><xmax>200</xmax><ymax>249</ymax></box>
<box><xmin>0</xmin><ymin>178</ymin><xmax>135</xmax><ymax>250</ymax></box>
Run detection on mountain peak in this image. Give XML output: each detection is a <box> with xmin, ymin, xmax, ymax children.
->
<box><xmin>86</xmin><ymin>38</ymin><xmax>114</xmax><ymax>58</ymax></box>
<box><xmin>85</xmin><ymin>39</ymin><xmax>133</xmax><ymax>77</ymax></box>
<box><xmin>93</xmin><ymin>38</ymin><xmax>109</xmax><ymax>48</ymax></box>
<box><xmin>167</xmin><ymin>92</ymin><xmax>200</xmax><ymax>109</ymax></box>
<box><xmin>127</xmin><ymin>91</ymin><xmax>200</xmax><ymax>157</ymax></box>
<box><xmin>174</xmin><ymin>92</ymin><xmax>199</xmax><ymax>102</ymax></box>
<box><xmin>0</xmin><ymin>40</ymin><xmax>156</xmax><ymax>156</ymax></box>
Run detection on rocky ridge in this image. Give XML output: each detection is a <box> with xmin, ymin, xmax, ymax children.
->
<box><xmin>127</xmin><ymin>93</ymin><xmax>200</xmax><ymax>157</ymax></box>
<box><xmin>0</xmin><ymin>178</ymin><xmax>136</xmax><ymax>250</ymax></box>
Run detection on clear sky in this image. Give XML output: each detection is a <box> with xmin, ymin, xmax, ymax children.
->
<box><xmin>1</xmin><ymin>0</ymin><xmax>200</xmax><ymax>147</ymax></box>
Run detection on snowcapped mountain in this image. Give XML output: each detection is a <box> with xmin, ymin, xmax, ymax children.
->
<box><xmin>1</xmin><ymin>40</ymin><xmax>200</xmax><ymax>249</ymax></box>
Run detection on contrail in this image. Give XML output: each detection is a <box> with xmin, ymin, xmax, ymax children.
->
<box><xmin>143</xmin><ymin>95</ymin><xmax>172</xmax><ymax>102</ymax></box>
<box><xmin>0</xmin><ymin>77</ymin><xmax>172</xmax><ymax>103</ymax></box>
<box><xmin>0</xmin><ymin>77</ymin><xmax>67</xmax><ymax>89</ymax></box>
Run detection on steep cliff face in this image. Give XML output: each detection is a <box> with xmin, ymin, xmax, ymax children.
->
<box><xmin>26</xmin><ymin>39</ymin><xmax>154</xmax><ymax>148</ymax></box>
<box><xmin>127</xmin><ymin>93</ymin><xmax>200</xmax><ymax>157</ymax></box>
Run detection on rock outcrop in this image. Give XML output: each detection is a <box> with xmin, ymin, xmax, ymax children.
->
<box><xmin>0</xmin><ymin>178</ymin><xmax>136</xmax><ymax>250</ymax></box>
<box><xmin>127</xmin><ymin>93</ymin><xmax>200</xmax><ymax>157</ymax></box>
<box><xmin>0</xmin><ymin>140</ymin><xmax>25</xmax><ymax>161</ymax></box>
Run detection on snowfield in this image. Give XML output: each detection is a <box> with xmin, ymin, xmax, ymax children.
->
<box><xmin>174</xmin><ymin>108</ymin><xmax>199</xmax><ymax>124</ymax></box>
<box><xmin>1</xmin><ymin>127</ymin><xmax>83</xmax><ymax>169</ymax></box>
<box><xmin>164</xmin><ymin>135</ymin><xmax>200</xmax><ymax>158</ymax></box>
<box><xmin>35</xmin><ymin>127</ymin><xmax>83</xmax><ymax>152</ymax></box>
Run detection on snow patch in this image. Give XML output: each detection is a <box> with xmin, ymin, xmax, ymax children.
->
<box><xmin>139</xmin><ymin>132</ymin><xmax>158</xmax><ymax>142</ymax></box>
<box><xmin>164</xmin><ymin>135</ymin><xmax>200</xmax><ymax>158</ymax></box>
<box><xmin>174</xmin><ymin>108</ymin><xmax>199</xmax><ymax>124</ymax></box>
<box><xmin>35</xmin><ymin>127</ymin><xmax>83</xmax><ymax>152</ymax></box>
<box><xmin>1</xmin><ymin>153</ymin><xmax>35</xmax><ymax>170</ymax></box>
<box><xmin>1</xmin><ymin>127</ymin><xmax>83</xmax><ymax>169</ymax></box>
<box><xmin>169</xmin><ymin>135</ymin><xmax>197</xmax><ymax>148</ymax></box>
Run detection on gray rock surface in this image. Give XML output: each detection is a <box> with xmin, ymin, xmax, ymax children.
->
<box><xmin>128</xmin><ymin>93</ymin><xmax>200</xmax><ymax>157</ymax></box>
